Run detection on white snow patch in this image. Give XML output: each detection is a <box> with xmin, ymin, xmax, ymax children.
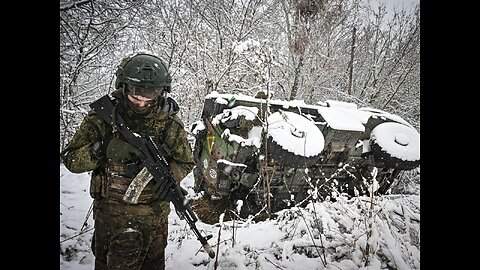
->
<box><xmin>267</xmin><ymin>111</ymin><xmax>324</xmax><ymax>157</ymax></box>
<box><xmin>371</xmin><ymin>122</ymin><xmax>420</xmax><ymax>161</ymax></box>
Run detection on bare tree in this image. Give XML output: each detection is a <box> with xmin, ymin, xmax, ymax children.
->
<box><xmin>59</xmin><ymin>0</ymin><xmax>146</xmax><ymax>151</ymax></box>
<box><xmin>59</xmin><ymin>0</ymin><xmax>420</xmax><ymax>150</ymax></box>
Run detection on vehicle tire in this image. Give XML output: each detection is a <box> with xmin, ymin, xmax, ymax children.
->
<box><xmin>370</xmin><ymin>122</ymin><xmax>420</xmax><ymax>170</ymax></box>
<box><xmin>266</xmin><ymin>111</ymin><xmax>324</xmax><ymax>167</ymax></box>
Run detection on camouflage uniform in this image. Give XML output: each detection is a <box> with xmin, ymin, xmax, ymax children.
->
<box><xmin>61</xmin><ymin>90</ymin><xmax>195</xmax><ymax>270</ymax></box>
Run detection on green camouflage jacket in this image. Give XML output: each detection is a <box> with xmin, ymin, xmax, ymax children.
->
<box><xmin>61</xmin><ymin>93</ymin><xmax>195</xmax><ymax>208</ymax></box>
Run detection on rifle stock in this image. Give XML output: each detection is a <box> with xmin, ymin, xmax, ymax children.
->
<box><xmin>90</xmin><ymin>95</ymin><xmax>215</xmax><ymax>259</ymax></box>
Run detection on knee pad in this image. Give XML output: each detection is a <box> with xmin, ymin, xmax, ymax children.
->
<box><xmin>106</xmin><ymin>228</ymin><xmax>144</xmax><ymax>270</ymax></box>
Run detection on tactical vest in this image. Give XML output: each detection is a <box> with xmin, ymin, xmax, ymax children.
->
<box><xmin>91</xmin><ymin>99</ymin><xmax>171</xmax><ymax>204</ymax></box>
<box><xmin>104</xmin><ymin>159</ymin><xmax>157</xmax><ymax>203</ymax></box>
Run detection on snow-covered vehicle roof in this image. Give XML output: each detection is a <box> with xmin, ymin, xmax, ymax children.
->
<box><xmin>191</xmin><ymin>91</ymin><xmax>420</xmax><ymax>223</ymax></box>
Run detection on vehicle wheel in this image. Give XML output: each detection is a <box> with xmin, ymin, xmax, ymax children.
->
<box><xmin>370</xmin><ymin>122</ymin><xmax>420</xmax><ymax>170</ymax></box>
<box><xmin>266</xmin><ymin>111</ymin><xmax>324</xmax><ymax>167</ymax></box>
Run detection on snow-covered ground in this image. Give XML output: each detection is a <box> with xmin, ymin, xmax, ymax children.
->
<box><xmin>60</xmin><ymin>164</ymin><xmax>420</xmax><ymax>270</ymax></box>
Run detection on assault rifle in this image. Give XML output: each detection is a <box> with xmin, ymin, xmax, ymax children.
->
<box><xmin>90</xmin><ymin>95</ymin><xmax>215</xmax><ymax>258</ymax></box>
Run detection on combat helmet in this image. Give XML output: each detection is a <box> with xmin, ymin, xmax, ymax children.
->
<box><xmin>115</xmin><ymin>53</ymin><xmax>172</xmax><ymax>99</ymax></box>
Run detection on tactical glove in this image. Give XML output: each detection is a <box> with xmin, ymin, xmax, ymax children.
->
<box><xmin>90</xmin><ymin>139</ymin><xmax>110</xmax><ymax>160</ymax></box>
<box><xmin>153</xmin><ymin>179</ymin><xmax>189</xmax><ymax>203</ymax></box>
<box><xmin>174</xmin><ymin>186</ymin><xmax>190</xmax><ymax>220</ymax></box>
<box><xmin>106</xmin><ymin>137</ymin><xmax>143</xmax><ymax>163</ymax></box>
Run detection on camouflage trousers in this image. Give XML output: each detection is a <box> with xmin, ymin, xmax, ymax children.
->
<box><xmin>91</xmin><ymin>199</ymin><xmax>170</xmax><ymax>270</ymax></box>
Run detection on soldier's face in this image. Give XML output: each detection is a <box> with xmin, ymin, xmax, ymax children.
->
<box><xmin>127</xmin><ymin>94</ymin><xmax>156</xmax><ymax>108</ymax></box>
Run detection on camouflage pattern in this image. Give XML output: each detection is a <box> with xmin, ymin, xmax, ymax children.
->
<box><xmin>61</xmin><ymin>91</ymin><xmax>195</xmax><ymax>270</ymax></box>
<box><xmin>91</xmin><ymin>200</ymin><xmax>168</xmax><ymax>270</ymax></box>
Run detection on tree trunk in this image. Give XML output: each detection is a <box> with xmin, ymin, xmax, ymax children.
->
<box><xmin>347</xmin><ymin>27</ymin><xmax>356</xmax><ymax>95</ymax></box>
<box><xmin>289</xmin><ymin>55</ymin><xmax>304</xmax><ymax>100</ymax></box>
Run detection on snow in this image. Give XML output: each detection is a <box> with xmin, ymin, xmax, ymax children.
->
<box><xmin>233</xmin><ymin>39</ymin><xmax>261</xmax><ymax>54</ymax></box>
<box><xmin>206</xmin><ymin>91</ymin><xmax>420</xmax><ymax>162</ymax></box>
<box><xmin>247</xmin><ymin>126</ymin><xmax>263</xmax><ymax>149</ymax></box>
<box><xmin>217</xmin><ymin>159</ymin><xmax>248</xmax><ymax>173</ymax></box>
<box><xmin>359</xmin><ymin>107</ymin><xmax>414</xmax><ymax>129</ymax></box>
<box><xmin>212</xmin><ymin>106</ymin><xmax>262</xmax><ymax>148</ymax></box>
<box><xmin>267</xmin><ymin>111</ymin><xmax>325</xmax><ymax>157</ymax></box>
<box><xmin>317</xmin><ymin>106</ymin><xmax>365</xmax><ymax>132</ymax></box>
<box><xmin>60</xmin><ymin>164</ymin><xmax>420</xmax><ymax>270</ymax></box>
<box><xmin>371</xmin><ymin>122</ymin><xmax>420</xmax><ymax>161</ymax></box>
<box><xmin>326</xmin><ymin>100</ymin><xmax>358</xmax><ymax>110</ymax></box>
<box><xmin>212</xmin><ymin>106</ymin><xmax>259</xmax><ymax>125</ymax></box>
<box><xmin>206</xmin><ymin>91</ymin><xmax>324</xmax><ymax>113</ymax></box>
<box><xmin>191</xmin><ymin>120</ymin><xmax>206</xmax><ymax>135</ymax></box>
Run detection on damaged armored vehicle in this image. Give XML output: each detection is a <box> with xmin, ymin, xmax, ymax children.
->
<box><xmin>190</xmin><ymin>91</ymin><xmax>420</xmax><ymax>222</ymax></box>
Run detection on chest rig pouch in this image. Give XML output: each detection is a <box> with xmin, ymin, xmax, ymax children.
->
<box><xmin>94</xmin><ymin>97</ymin><xmax>172</xmax><ymax>204</ymax></box>
<box><xmin>105</xmin><ymin>158</ymin><xmax>161</xmax><ymax>204</ymax></box>
<box><xmin>104</xmin><ymin>133</ymin><xmax>170</xmax><ymax>204</ymax></box>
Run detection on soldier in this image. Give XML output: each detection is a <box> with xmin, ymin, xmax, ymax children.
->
<box><xmin>61</xmin><ymin>52</ymin><xmax>195</xmax><ymax>270</ymax></box>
